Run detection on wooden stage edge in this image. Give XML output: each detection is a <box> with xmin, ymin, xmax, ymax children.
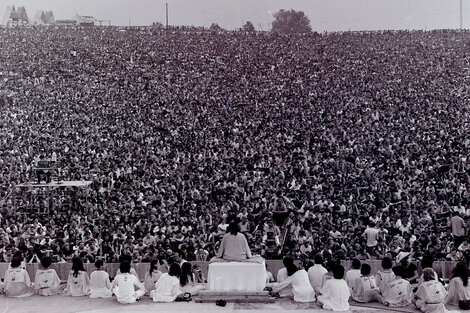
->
<box><xmin>16</xmin><ymin>181</ymin><xmax>92</xmax><ymax>188</ymax></box>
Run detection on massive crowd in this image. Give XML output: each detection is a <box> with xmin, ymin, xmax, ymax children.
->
<box><xmin>1</xmin><ymin>27</ymin><xmax>470</xmax><ymax>267</ymax></box>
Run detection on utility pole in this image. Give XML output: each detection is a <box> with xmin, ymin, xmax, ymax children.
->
<box><xmin>166</xmin><ymin>3</ymin><xmax>169</xmax><ymax>28</ymax></box>
<box><xmin>460</xmin><ymin>0</ymin><xmax>463</xmax><ymax>29</ymax></box>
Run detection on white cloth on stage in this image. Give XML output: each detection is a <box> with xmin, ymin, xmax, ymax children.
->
<box><xmin>208</xmin><ymin>261</ymin><xmax>267</xmax><ymax>291</ymax></box>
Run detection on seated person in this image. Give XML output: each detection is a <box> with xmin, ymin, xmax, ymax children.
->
<box><xmin>317</xmin><ymin>263</ymin><xmax>351</xmax><ymax>311</ymax></box>
<box><xmin>89</xmin><ymin>259</ymin><xmax>112</xmax><ymax>298</ymax></box>
<box><xmin>351</xmin><ymin>263</ymin><xmax>379</xmax><ymax>303</ymax></box>
<box><xmin>115</xmin><ymin>255</ymin><xmax>139</xmax><ymax>279</ymax></box>
<box><xmin>445</xmin><ymin>261</ymin><xmax>470</xmax><ymax>306</ymax></box>
<box><xmin>375</xmin><ymin>257</ymin><xmax>395</xmax><ymax>293</ymax></box>
<box><xmin>144</xmin><ymin>260</ymin><xmax>162</xmax><ymax>296</ymax></box>
<box><xmin>270</xmin><ymin>256</ymin><xmax>315</xmax><ymax>302</ymax></box>
<box><xmin>35</xmin><ymin>256</ymin><xmax>66</xmax><ymax>296</ymax></box>
<box><xmin>4</xmin><ymin>257</ymin><xmax>34</xmax><ymax>297</ymax></box>
<box><xmin>151</xmin><ymin>263</ymin><xmax>183</xmax><ymax>302</ymax></box>
<box><xmin>377</xmin><ymin>265</ymin><xmax>412</xmax><ymax>307</ymax></box>
<box><xmin>179</xmin><ymin>262</ymin><xmax>205</xmax><ymax>295</ymax></box>
<box><xmin>307</xmin><ymin>254</ymin><xmax>328</xmax><ymax>295</ymax></box>
<box><xmin>413</xmin><ymin>268</ymin><xmax>459</xmax><ymax>313</ymax></box>
<box><xmin>64</xmin><ymin>257</ymin><xmax>91</xmax><ymax>296</ymax></box>
<box><xmin>112</xmin><ymin>261</ymin><xmax>146</xmax><ymax>304</ymax></box>
<box><xmin>345</xmin><ymin>258</ymin><xmax>361</xmax><ymax>289</ymax></box>
<box><xmin>211</xmin><ymin>221</ymin><xmax>263</xmax><ymax>263</ymax></box>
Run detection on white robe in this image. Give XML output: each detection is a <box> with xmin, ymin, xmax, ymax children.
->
<box><xmin>318</xmin><ymin>278</ymin><xmax>350</xmax><ymax>311</ymax></box>
<box><xmin>446</xmin><ymin>277</ymin><xmax>470</xmax><ymax>305</ymax></box>
<box><xmin>345</xmin><ymin>269</ymin><xmax>361</xmax><ymax>288</ymax></box>
<box><xmin>112</xmin><ymin>273</ymin><xmax>146</xmax><ymax>304</ymax></box>
<box><xmin>375</xmin><ymin>270</ymin><xmax>395</xmax><ymax>293</ymax></box>
<box><xmin>276</xmin><ymin>268</ymin><xmax>293</xmax><ymax>297</ymax></box>
<box><xmin>4</xmin><ymin>268</ymin><xmax>34</xmax><ymax>297</ymax></box>
<box><xmin>151</xmin><ymin>273</ymin><xmax>181</xmax><ymax>302</ymax></box>
<box><xmin>351</xmin><ymin>275</ymin><xmax>379</xmax><ymax>303</ymax></box>
<box><xmin>376</xmin><ymin>278</ymin><xmax>412</xmax><ymax>307</ymax></box>
<box><xmin>35</xmin><ymin>268</ymin><xmax>65</xmax><ymax>296</ymax></box>
<box><xmin>89</xmin><ymin>270</ymin><xmax>112</xmax><ymax>298</ymax></box>
<box><xmin>144</xmin><ymin>270</ymin><xmax>162</xmax><ymax>295</ymax></box>
<box><xmin>272</xmin><ymin>269</ymin><xmax>316</xmax><ymax>302</ymax></box>
<box><xmin>415</xmin><ymin>280</ymin><xmax>459</xmax><ymax>313</ymax></box>
<box><xmin>308</xmin><ymin>264</ymin><xmax>327</xmax><ymax>294</ymax></box>
<box><xmin>64</xmin><ymin>270</ymin><xmax>91</xmax><ymax>296</ymax></box>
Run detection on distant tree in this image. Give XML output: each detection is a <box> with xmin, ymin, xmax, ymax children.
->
<box><xmin>242</xmin><ymin>21</ymin><xmax>255</xmax><ymax>32</ymax></box>
<box><xmin>271</xmin><ymin>9</ymin><xmax>311</xmax><ymax>34</ymax></box>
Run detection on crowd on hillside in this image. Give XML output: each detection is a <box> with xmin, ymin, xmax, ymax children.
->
<box><xmin>1</xmin><ymin>27</ymin><xmax>470</xmax><ymax>266</ymax></box>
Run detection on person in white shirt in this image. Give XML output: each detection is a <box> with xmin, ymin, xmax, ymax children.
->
<box><xmin>35</xmin><ymin>256</ymin><xmax>66</xmax><ymax>296</ymax></box>
<box><xmin>376</xmin><ymin>265</ymin><xmax>412</xmax><ymax>307</ymax></box>
<box><xmin>89</xmin><ymin>259</ymin><xmax>112</xmax><ymax>298</ymax></box>
<box><xmin>4</xmin><ymin>257</ymin><xmax>34</xmax><ymax>297</ymax></box>
<box><xmin>64</xmin><ymin>257</ymin><xmax>91</xmax><ymax>296</ymax></box>
<box><xmin>445</xmin><ymin>262</ymin><xmax>470</xmax><ymax>306</ymax></box>
<box><xmin>317</xmin><ymin>263</ymin><xmax>351</xmax><ymax>311</ymax></box>
<box><xmin>363</xmin><ymin>222</ymin><xmax>379</xmax><ymax>255</ymax></box>
<box><xmin>414</xmin><ymin>268</ymin><xmax>459</xmax><ymax>313</ymax></box>
<box><xmin>151</xmin><ymin>263</ymin><xmax>183</xmax><ymax>302</ymax></box>
<box><xmin>179</xmin><ymin>262</ymin><xmax>205</xmax><ymax>295</ymax></box>
<box><xmin>276</xmin><ymin>262</ymin><xmax>293</xmax><ymax>297</ymax></box>
<box><xmin>271</xmin><ymin>256</ymin><xmax>316</xmax><ymax>302</ymax></box>
<box><xmin>112</xmin><ymin>261</ymin><xmax>146</xmax><ymax>304</ymax></box>
<box><xmin>351</xmin><ymin>263</ymin><xmax>379</xmax><ymax>303</ymax></box>
<box><xmin>345</xmin><ymin>259</ymin><xmax>361</xmax><ymax>289</ymax></box>
<box><xmin>144</xmin><ymin>260</ymin><xmax>162</xmax><ymax>296</ymax></box>
<box><xmin>308</xmin><ymin>254</ymin><xmax>328</xmax><ymax>294</ymax></box>
<box><xmin>375</xmin><ymin>257</ymin><xmax>395</xmax><ymax>294</ymax></box>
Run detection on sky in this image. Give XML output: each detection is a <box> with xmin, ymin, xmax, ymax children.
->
<box><xmin>2</xmin><ymin>0</ymin><xmax>468</xmax><ymax>31</ymax></box>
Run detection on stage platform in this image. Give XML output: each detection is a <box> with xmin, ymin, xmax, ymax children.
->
<box><xmin>16</xmin><ymin>181</ymin><xmax>92</xmax><ymax>188</ymax></box>
<box><xmin>2</xmin><ymin>296</ymin><xmax>456</xmax><ymax>313</ymax></box>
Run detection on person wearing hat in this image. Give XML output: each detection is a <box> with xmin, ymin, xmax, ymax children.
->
<box><xmin>397</xmin><ymin>251</ymin><xmax>418</xmax><ymax>284</ymax></box>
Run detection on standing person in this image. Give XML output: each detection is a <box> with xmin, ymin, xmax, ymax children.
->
<box><xmin>112</xmin><ymin>261</ymin><xmax>146</xmax><ymax>304</ymax></box>
<box><xmin>64</xmin><ymin>257</ymin><xmax>91</xmax><ymax>296</ymax></box>
<box><xmin>270</xmin><ymin>256</ymin><xmax>316</xmax><ymax>302</ymax></box>
<box><xmin>308</xmin><ymin>254</ymin><xmax>328</xmax><ymax>294</ymax></box>
<box><xmin>89</xmin><ymin>259</ymin><xmax>112</xmax><ymax>298</ymax></box>
<box><xmin>363</xmin><ymin>222</ymin><xmax>379</xmax><ymax>256</ymax></box>
<box><xmin>151</xmin><ymin>263</ymin><xmax>183</xmax><ymax>302</ymax></box>
<box><xmin>445</xmin><ymin>262</ymin><xmax>470</xmax><ymax>305</ymax></box>
<box><xmin>317</xmin><ymin>264</ymin><xmax>351</xmax><ymax>311</ymax></box>
<box><xmin>144</xmin><ymin>260</ymin><xmax>162</xmax><ymax>296</ymax></box>
<box><xmin>450</xmin><ymin>212</ymin><xmax>465</xmax><ymax>248</ymax></box>
<box><xmin>35</xmin><ymin>256</ymin><xmax>66</xmax><ymax>296</ymax></box>
<box><xmin>3</xmin><ymin>257</ymin><xmax>34</xmax><ymax>297</ymax></box>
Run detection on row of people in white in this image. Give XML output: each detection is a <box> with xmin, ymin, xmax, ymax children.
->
<box><xmin>0</xmin><ymin>257</ymin><xmax>205</xmax><ymax>304</ymax></box>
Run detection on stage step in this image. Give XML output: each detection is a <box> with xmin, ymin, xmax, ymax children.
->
<box><xmin>194</xmin><ymin>290</ymin><xmax>274</xmax><ymax>303</ymax></box>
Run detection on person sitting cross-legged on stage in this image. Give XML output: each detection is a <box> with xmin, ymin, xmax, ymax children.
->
<box><xmin>351</xmin><ymin>263</ymin><xmax>379</xmax><ymax>303</ymax></box>
<box><xmin>179</xmin><ymin>262</ymin><xmax>205</xmax><ymax>296</ymax></box>
<box><xmin>89</xmin><ymin>259</ymin><xmax>112</xmax><ymax>298</ymax></box>
<box><xmin>144</xmin><ymin>259</ymin><xmax>163</xmax><ymax>296</ymax></box>
<box><xmin>151</xmin><ymin>263</ymin><xmax>183</xmax><ymax>302</ymax></box>
<box><xmin>375</xmin><ymin>257</ymin><xmax>396</xmax><ymax>295</ymax></box>
<box><xmin>35</xmin><ymin>256</ymin><xmax>66</xmax><ymax>296</ymax></box>
<box><xmin>3</xmin><ymin>257</ymin><xmax>35</xmax><ymax>297</ymax></box>
<box><xmin>376</xmin><ymin>265</ymin><xmax>412</xmax><ymax>307</ymax></box>
<box><xmin>112</xmin><ymin>261</ymin><xmax>146</xmax><ymax>304</ymax></box>
<box><xmin>270</xmin><ymin>256</ymin><xmax>316</xmax><ymax>302</ymax></box>
<box><xmin>445</xmin><ymin>261</ymin><xmax>470</xmax><ymax>306</ymax></box>
<box><xmin>307</xmin><ymin>254</ymin><xmax>328</xmax><ymax>295</ymax></box>
<box><xmin>210</xmin><ymin>221</ymin><xmax>263</xmax><ymax>263</ymax></box>
<box><xmin>63</xmin><ymin>257</ymin><xmax>91</xmax><ymax>296</ymax></box>
<box><xmin>317</xmin><ymin>263</ymin><xmax>351</xmax><ymax>311</ymax></box>
<box><xmin>413</xmin><ymin>268</ymin><xmax>459</xmax><ymax>313</ymax></box>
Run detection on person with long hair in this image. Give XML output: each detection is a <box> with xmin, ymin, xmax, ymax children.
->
<box><xmin>179</xmin><ymin>262</ymin><xmax>205</xmax><ymax>295</ymax></box>
<box><xmin>212</xmin><ymin>221</ymin><xmax>263</xmax><ymax>263</ymax></box>
<box><xmin>35</xmin><ymin>256</ymin><xmax>66</xmax><ymax>296</ymax></box>
<box><xmin>3</xmin><ymin>256</ymin><xmax>34</xmax><ymax>297</ymax></box>
<box><xmin>151</xmin><ymin>263</ymin><xmax>183</xmax><ymax>302</ymax></box>
<box><xmin>445</xmin><ymin>261</ymin><xmax>470</xmax><ymax>305</ymax></box>
<box><xmin>89</xmin><ymin>259</ymin><xmax>112</xmax><ymax>298</ymax></box>
<box><xmin>414</xmin><ymin>268</ymin><xmax>459</xmax><ymax>313</ymax></box>
<box><xmin>144</xmin><ymin>259</ymin><xmax>162</xmax><ymax>295</ymax></box>
<box><xmin>64</xmin><ymin>257</ymin><xmax>91</xmax><ymax>296</ymax></box>
<box><xmin>270</xmin><ymin>256</ymin><xmax>316</xmax><ymax>302</ymax></box>
<box><xmin>112</xmin><ymin>260</ymin><xmax>146</xmax><ymax>304</ymax></box>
